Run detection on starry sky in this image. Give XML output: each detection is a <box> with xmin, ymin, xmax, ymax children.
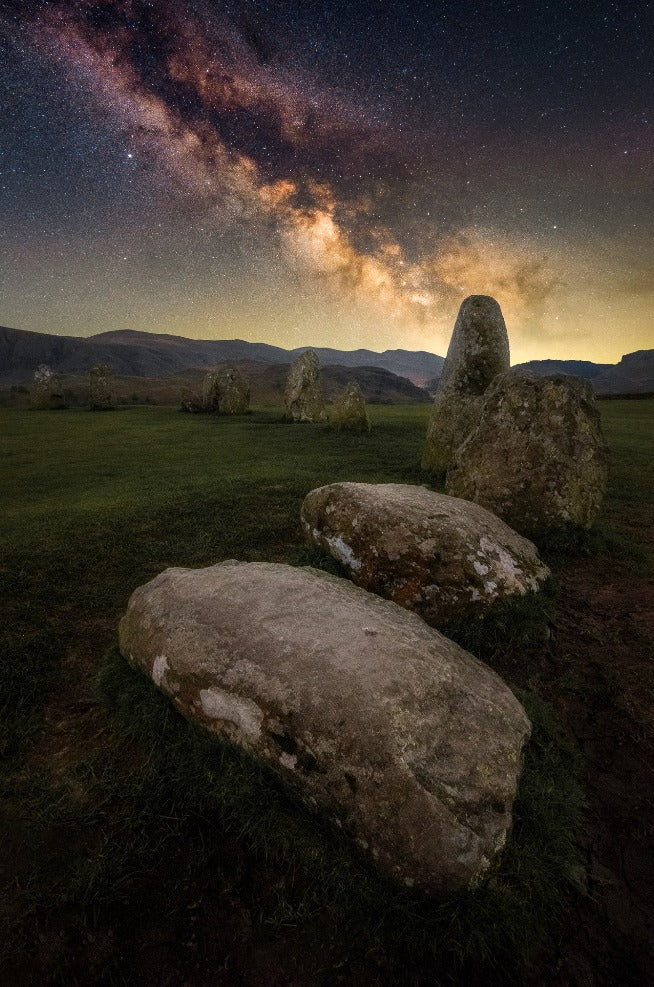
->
<box><xmin>1</xmin><ymin>0</ymin><xmax>652</xmax><ymax>363</ymax></box>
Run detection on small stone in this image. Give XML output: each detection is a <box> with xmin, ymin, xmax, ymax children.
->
<box><xmin>89</xmin><ymin>363</ymin><xmax>114</xmax><ymax>411</ymax></box>
<box><xmin>329</xmin><ymin>379</ymin><xmax>370</xmax><ymax>431</ymax></box>
<box><xmin>446</xmin><ymin>370</ymin><xmax>609</xmax><ymax>537</ymax></box>
<box><xmin>422</xmin><ymin>296</ymin><xmax>510</xmax><ymax>471</ymax></box>
<box><xmin>31</xmin><ymin>363</ymin><xmax>67</xmax><ymax>410</ymax></box>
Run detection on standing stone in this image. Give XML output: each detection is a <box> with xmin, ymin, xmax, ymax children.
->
<box><xmin>119</xmin><ymin>560</ymin><xmax>531</xmax><ymax>894</ymax></box>
<box><xmin>446</xmin><ymin>370</ymin><xmax>609</xmax><ymax>538</ymax></box>
<box><xmin>284</xmin><ymin>350</ymin><xmax>326</xmax><ymax>422</ymax></box>
<box><xmin>31</xmin><ymin>364</ymin><xmax>67</xmax><ymax>410</ymax></box>
<box><xmin>330</xmin><ymin>379</ymin><xmax>370</xmax><ymax>431</ymax></box>
<box><xmin>89</xmin><ymin>363</ymin><xmax>114</xmax><ymax>410</ymax></box>
<box><xmin>202</xmin><ymin>370</ymin><xmax>219</xmax><ymax>412</ymax></box>
<box><xmin>215</xmin><ymin>364</ymin><xmax>250</xmax><ymax>414</ymax></box>
<box><xmin>302</xmin><ymin>482</ymin><xmax>550</xmax><ymax>624</ymax></box>
<box><xmin>422</xmin><ymin>296</ymin><xmax>510</xmax><ymax>471</ymax></box>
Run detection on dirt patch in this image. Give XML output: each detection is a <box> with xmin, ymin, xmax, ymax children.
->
<box><xmin>515</xmin><ymin>545</ymin><xmax>654</xmax><ymax>987</ymax></box>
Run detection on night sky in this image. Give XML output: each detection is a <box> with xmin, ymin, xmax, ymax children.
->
<box><xmin>1</xmin><ymin>0</ymin><xmax>652</xmax><ymax>363</ymax></box>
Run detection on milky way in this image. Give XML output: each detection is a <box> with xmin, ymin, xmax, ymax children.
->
<box><xmin>2</xmin><ymin>0</ymin><xmax>652</xmax><ymax>360</ymax></box>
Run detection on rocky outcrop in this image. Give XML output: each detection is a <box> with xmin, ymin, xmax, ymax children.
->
<box><xmin>284</xmin><ymin>350</ymin><xmax>326</xmax><ymax>422</ymax></box>
<box><xmin>301</xmin><ymin>483</ymin><xmax>549</xmax><ymax>624</ymax></box>
<box><xmin>119</xmin><ymin>560</ymin><xmax>531</xmax><ymax>894</ymax></box>
<box><xmin>329</xmin><ymin>379</ymin><xmax>370</xmax><ymax>431</ymax></box>
<box><xmin>446</xmin><ymin>370</ymin><xmax>609</xmax><ymax>538</ymax></box>
<box><xmin>422</xmin><ymin>296</ymin><xmax>510</xmax><ymax>471</ymax></box>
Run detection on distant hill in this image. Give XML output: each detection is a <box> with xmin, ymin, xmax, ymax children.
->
<box><xmin>0</xmin><ymin>325</ymin><xmax>443</xmax><ymax>389</ymax></box>
<box><xmin>591</xmin><ymin>351</ymin><xmax>654</xmax><ymax>395</ymax></box>
<box><xmin>513</xmin><ymin>359</ymin><xmax>612</xmax><ymax>380</ymax></box>
<box><xmin>512</xmin><ymin>355</ymin><xmax>654</xmax><ymax>394</ymax></box>
<box><xmin>2</xmin><ymin>324</ymin><xmax>653</xmax><ymax>396</ymax></box>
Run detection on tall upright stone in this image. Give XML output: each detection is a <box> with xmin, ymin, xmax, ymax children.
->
<box><xmin>215</xmin><ymin>364</ymin><xmax>250</xmax><ymax>414</ymax></box>
<box><xmin>199</xmin><ymin>365</ymin><xmax>250</xmax><ymax>414</ymax></box>
<box><xmin>330</xmin><ymin>379</ymin><xmax>370</xmax><ymax>431</ymax></box>
<box><xmin>446</xmin><ymin>370</ymin><xmax>609</xmax><ymax>538</ymax></box>
<box><xmin>284</xmin><ymin>350</ymin><xmax>326</xmax><ymax>422</ymax></box>
<box><xmin>89</xmin><ymin>363</ymin><xmax>114</xmax><ymax>411</ymax></box>
<box><xmin>422</xmin><ymin>296</ymin><xmax>510</xmax><ymax>471</ymax></box>
<box><xmin>202</xmin><ymin>370</ymin><xmax>219</xmax><ymax>412</ymax></box>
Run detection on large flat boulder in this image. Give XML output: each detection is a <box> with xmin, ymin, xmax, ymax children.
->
<box><xmin>119</xmin><ymin>561</ymin><xmax>531</xmax><ymax>894</ymax></box>
<box><xmin>446</xmin><ymin>370</ymin><xmax>609</xmax><ymax>538</ymax></box>
<box><xmin>422</xmin><ymin>296</ymin><xmax>510</xmax><ymax>471</ymax></box>
<box><xmin>302</xmin><ymin>483</ymin><xmax>549</xmax><ymax>624</ymax></box>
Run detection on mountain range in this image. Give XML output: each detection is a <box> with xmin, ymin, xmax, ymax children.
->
<box><xmin>1</xmin><ymin>324</ymin><xmax>652</xmax><ymax>396</ymax></box>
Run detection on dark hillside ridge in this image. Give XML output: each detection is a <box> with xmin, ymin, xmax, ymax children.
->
<box><xmin>1</xmin><ymin>324</ymin><xmax>652</xmax><ymax>394</ymax></box>
<box><xmin>0</xmin><ymin>325</ymin><xmax>443</xmax><ymax>388</ymax></box>
<box><xmin>514</xmin><ymin>359</ymin><xmax>612</xmax><ymax>380</ymax></box>
<box><xmin>591</xmin><ymin>350</ymin><xmax>654</xmax><ymax>394</ymax></box>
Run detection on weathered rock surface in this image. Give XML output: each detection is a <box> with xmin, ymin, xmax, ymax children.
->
<box><xmin>31</xmin><ymin>363</ymin><xmax>67</xmax><ymax>410</ymax></box>
<box><xmin>119</xmin><ymin>561</ymin><xmax>531</xmax><ymax>894</ymax></box>
<box><xmin>216</xmin><ymin>364</ymin><xmax>250</xmax><ymax>414</ymax></box>
<box><xmin>284</xmin><ymin>350</ymin><xmax>326</xmax><ymax>422</ymax></box>
<box><xmin>302</xmin><ymin>483</ymin><xmax>549</xmax><ymax>624</ymax></box>
<box><xmin>422</xmin><ymin>296</ymin><xmax>510</xmax><ymax>471</ymax></box>
<box><xmin>446</xmin><ymin>370</ymin><xmax>609</xmax><ymax>537</ymax></box>
<box><xmin>329</xmin><ymin>379</ymin><xmax>370</xmax><ymax>431</ymax></box>
<box><xmin>201</xmin><ymin>365</ymin><xmax>250</xmax><ymax>414</ymax></box>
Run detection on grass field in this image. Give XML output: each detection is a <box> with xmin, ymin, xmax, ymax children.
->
<box><xmin>1</xmin><ymin>401</ymin><xmax>652</xmax><ymax>985</ymax></box>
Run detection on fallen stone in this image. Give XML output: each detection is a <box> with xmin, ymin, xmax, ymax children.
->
<box><xmin>119</xmin><ymin>560</ymin><xmax>531</xmax><ymax>894</ymax></box>
<box><xmin>422</xmin><ymin>295</ymin><xmax>510</xmax><ymax>471</ymax></box>
<box><xmin>284</xmin><ymin>350</ymin><xmax>326</xmax><ymax>422</ymax></box>
<box><xmin>302</xmin><ymin>482</ymin><xmax>549</xmax><ymax>624</ymax></box>
<box><xmin>446</xmin><ymin>370</ymin><xmax>609</xmax><ymax>537</ymax></box>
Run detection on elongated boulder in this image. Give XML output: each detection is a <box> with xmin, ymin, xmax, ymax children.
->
<box><xmin>119</xmin><ymin>561</ymin><xmax>531</xmax><ymax>894</ymax></box>
<box><xmin>422</xmin><ymin>295</ymin><xmax>510</xmax><ymax>471</ymax></box>
<box><xmin>302</xmin><ymin>483</ymin><xmax>549</xmax><ymax>624</ymax></box>
<box><xmin>284</xmin><ymin>350</ymin><xmax>326</xmax><ymax>422</ymax></box>
<box><xmin>446</xmin><ymin>370</ymin><xmax>609</xmax><ymax>538</ymax></box>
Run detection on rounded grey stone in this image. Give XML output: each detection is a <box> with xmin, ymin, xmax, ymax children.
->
<box><xmin>302</xmin><ymin>482</ymin><xmax>549</xmax><ymax>624</ymax></box>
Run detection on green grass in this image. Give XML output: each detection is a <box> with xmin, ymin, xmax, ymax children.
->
<box><xmin>0</xmin><ymin>405</ymin><xmax>430</xmax><ymax>757</ymax></box>
<box><xmin>1</xmin><ymin>399</ymin><xmax>651</xmax><ymax>984</ymax></box>
<box><xmin>599</xmin><ymin>399</ymin><xmax>654</xmax><ymax>506</ymax></box>
<box><xmin>5</xmin><ymin>648</ymin><xmax>583</xmax><ymax>985</ymax></box>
